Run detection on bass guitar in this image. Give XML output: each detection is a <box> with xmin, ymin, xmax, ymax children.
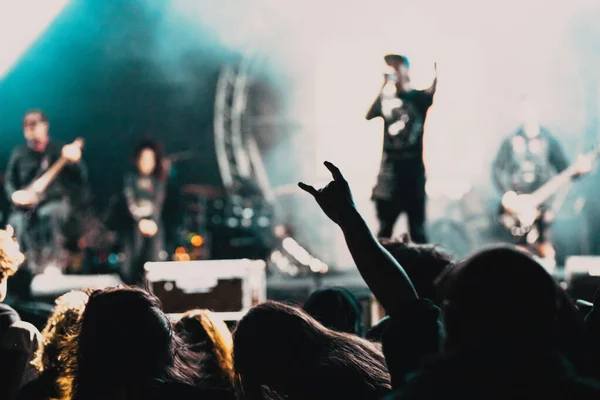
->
<box><xmin>499</xmin><ymin>146</ymin><xmax>598</xmax><ymax>237</ymax></box>
<box><xmin>11</xmin><ymin>138</ymin><xmax>85</xmax><ymax>210</ymax></box>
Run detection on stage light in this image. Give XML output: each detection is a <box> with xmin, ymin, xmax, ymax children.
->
<box><xmin>175</xmin><ymin>246</ymin><xmax>187</xmax><ymax>254</ymax></box>
<box><xmin>242</xmin><ymin>208</ymin><xmax>254</xmax><ymax>219</ymax></box>
<box><xmin>270</xmin><ymin>250</ymin><xmax>283</xmax><ymax>263</ymax></box>
<box><xmin>108</xmin><ymin>253</ymin><xmax>119</xmax><ymax>265</ymax></box>
<box><xmin>309</xmin><ymin>258</ymin><xmax>328</xmax><ymax>274</ymax></box>
<box><xmin>227</xmin><ymin>217</ymin><xmax>239</xmax><ymax>227</ymax></box>
<box><xmin>174</xmin><ymin>252</ymin><xmax>190</xmax><ymax>262</ymax></box>
<box><xmin>282</xmin><ymin>237</ymin><xmax>311</xmax><ymax>266</ymax></box>
<box><xmin>0</xmin><ymin>0</ymin><xmax>69</xmax><ymax>79</ymax></box>
<box><xmin>257</xmin><ymin>216</ymin><xmax>270</xmax><ymax>227</ymax></box>
<box><xmin>190</xmin><ymin>234</ymin><xmax>204</xmax><ymax>247</ymax></box>
<box><xmin>288</xmin><ymin>265</ymin><xmax>299</xmax><ymax>277</ymax></box>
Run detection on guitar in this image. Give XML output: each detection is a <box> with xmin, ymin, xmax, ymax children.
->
<box><xmin>11</xmin><ymin>138</ymin><xmax>85</xmax><ymax>210</ymax></box>
<box><xmin>499</xmin><ymin>147</ymin><xmax>598</xmax><ymax>236</ymax></box>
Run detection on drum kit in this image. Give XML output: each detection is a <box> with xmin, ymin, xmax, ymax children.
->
<box><xmin>177</xmin><ymin>183</ymin><xmax>275</xmax><ymax>261</ymax></box>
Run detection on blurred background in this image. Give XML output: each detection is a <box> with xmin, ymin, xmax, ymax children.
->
<box><xmin>1</xmin><ymin>0</ymin><xmax>599</xmax><ymax>274</ymax></box>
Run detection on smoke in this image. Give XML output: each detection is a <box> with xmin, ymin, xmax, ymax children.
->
<box><xmin>160</xmin><ymin>0</ymin><xmax>600</xmax><ymax>265</ymax></box>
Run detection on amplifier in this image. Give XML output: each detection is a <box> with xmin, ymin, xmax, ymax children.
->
<box><xmin>144</xmin><ymin>259</ymin><xmax>266</xmax><ymax>321</ymax></box>
<box><xmin>564</xmin><ymin>256</ymin><xmax>600</xmax><ymax>302</ymax></box>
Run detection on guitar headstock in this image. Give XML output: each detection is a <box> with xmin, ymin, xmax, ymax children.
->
<box><xmin>72</xmin><ymin>137</ymin><xmax>85</xmax><ymax>149</ymax></box>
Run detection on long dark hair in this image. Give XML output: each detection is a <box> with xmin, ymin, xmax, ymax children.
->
<box><xmin>174</xmin><ymin>309</ymin><xmax>235</xmax><ymax>391</ymax></box>
<box><xmin>133</xmin><ymin>139</ymin><xmax>166</xmax><ymax>181</ymax></box>
<box><xmin>233</xmin><ymin>301</ymin><xmax>391</xmax><ymax>400</ymax></box>
<box><xmin>68</xmin><ymin>287</ymin><xmax>200</xmax><ymax>399</ymax></box>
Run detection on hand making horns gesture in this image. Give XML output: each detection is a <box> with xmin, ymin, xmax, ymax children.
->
<box><xmin>298</xmin><ymin>161</ymin><xmax>357</xmax><ymax>225</ymax></box>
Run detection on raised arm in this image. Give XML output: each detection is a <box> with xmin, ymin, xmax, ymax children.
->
<box><xmin>423</xmin><ymin>62</ymin><xmax>437</xmax><ymax>96</ymax></box>
<box><xmin>366</xmin><ymin>95</ymin><xmax>382</xmax><ymax>121</ymax></box>
<box><xmin>339</xmin><ymin>208</ymin><xmax>419</xmax><ymax>313</ymax></box>
<box><xmin>299</xmin><ymin>162</ymin><xmax>417</xmax><ymax>314</ymax></box>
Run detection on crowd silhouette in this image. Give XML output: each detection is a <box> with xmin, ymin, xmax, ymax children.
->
<box><xmin>2</xmin><ymin>161</ymin><xmax>600</xmax><ymax>399</ymax></box>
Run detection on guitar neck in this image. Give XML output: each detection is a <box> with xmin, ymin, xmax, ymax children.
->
<box><xmin>529</xmin><ymin>166</ymin><xmax>577</xmax><ymax>207</ymax></box>
<box><xmin>30</xmin><ymin>157</ymin><xmax>70</xmax><ymax>194</ymax></box>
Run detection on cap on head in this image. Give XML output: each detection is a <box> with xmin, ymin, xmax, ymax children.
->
<box><xmin>384</xmin><ymin>54</ymin><xmax>410</xmax><ymax>67</ymax></box>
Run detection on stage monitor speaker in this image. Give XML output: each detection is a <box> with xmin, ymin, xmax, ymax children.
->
<box><xmin>564</xmin><ymin>256</ymin><xmax>600</xmax><ymax>302</ymax></box>
<box><xmin>144</xmin><ymin>259</ymin><xmax>266</xmax><ymax>321</ymax></box>
<box><xmin>30</xmin><ymin>273</ymin><xmax>123</xmax><ymax>301</ymax></box>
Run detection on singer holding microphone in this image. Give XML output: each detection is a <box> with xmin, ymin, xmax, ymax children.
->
<box><xmin>366</xmin><ymin>54</ymin><xmax>437</xmax><ymax>242</ymax></box>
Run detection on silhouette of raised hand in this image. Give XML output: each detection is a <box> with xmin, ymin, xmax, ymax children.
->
<box><xmin>298</xmin><ymin>161</ymin><xmax>356</xmax><ymax>225</ymax></box>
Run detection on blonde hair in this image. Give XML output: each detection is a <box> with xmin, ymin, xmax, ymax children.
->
<box><xmin>175</xmin><ymin>309</ymin><xmax>234</xmax><ymax>383</ymax></box>
<box><xmin>0</xmin><ymin>227</ymin><xmax>25</xmax><ymax>280</ymax></box>
<box><xmin>32</xmin><ymin>290</ymin><xmax>90</xmax><ymax>400</ymax></box>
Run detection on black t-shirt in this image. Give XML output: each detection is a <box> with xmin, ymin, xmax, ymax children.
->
<box><xmin>367</xmin><ymin>89</ymin><xmax>434</xmax><ymax>199</ymax></box>
<box><xmin>123</xmin><ymin>172</ymin><xmax>166</xmax><ymax>223</ymax></box>
<box><xmin>493</xmin><ymin>128</ymin><xmax>569</xmax><ymax>194</ymax></box>
<box><xmin>4</xmin><ymin>142</ymin><xmax>87</xmax><ymax>205</ymax></box>
<box><xmin>0</xmin><ymin>304</ymin><xmax>41</xmax><ymax>400</ymax></box>
<box><xmin>0</xmin><ymin>303</ymin><xmax>20</xmax><ymax>337</ymax></box>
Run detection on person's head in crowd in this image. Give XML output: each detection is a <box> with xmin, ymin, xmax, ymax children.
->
<box><xmin>0</xmin><ymin>227</ymin><xmax>41</xmax><ymax>400</ymax></box>
<box><xmin>25</xmin><ymin>290</ymin><xmax>90</xmax><ymax>400</ymax></box>
<box><xmin>0</xmin><ymin>226</ymin><xmax>25</xmax><ymax>302</ymax></box>
<box><xmin>302</xmin><ymin>287</ymin><xmax>363</xmax><ymax>335</ymax></box>
<box><xmin>442</xmin><ymin>246</ymin><xmax>559</xmax><ymax>351</ymax></box>
<box><xmin>233</xmin><ymin>301</ymin><xmax>391</xmax><ymax>400</ymax></box>
<box><xmin>380</xmin><ymin>236</ymin><xmax>453</xmax><ymax>305</ymax></box>
<box><xmin>70</xmin><ymin>287</ymin><xmax>199</xmax><ymax>399</ymax></box>
<box><xmin>174</xmin><ymin>309</ymin><xmax>234</xmax><ymax>389</ymax></box>
<box><xmin>365</xmin><ymin>316</ymin><xmax>392</xmax><ymax>343</ymax></box>
<box><xmin>133</xmin><ymin>139</ymin><xmax>165</xmax><ymax>180</ymax></box>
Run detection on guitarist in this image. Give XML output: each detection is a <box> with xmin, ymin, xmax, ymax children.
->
<box><xmin>4</xmin><ymin>110</ymin><xmax>86</xmax><ymax>272</ymax></box>
<box><xmin>492</xmin><ymin>100</ymin><xmax>591</xmax><ymax>258</ymax></box>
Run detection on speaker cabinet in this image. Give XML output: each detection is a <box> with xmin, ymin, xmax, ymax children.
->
<box><xmin>145</xmin><ymin>259</ymin><xmax>266</xmax><ymax>321</ymax></box>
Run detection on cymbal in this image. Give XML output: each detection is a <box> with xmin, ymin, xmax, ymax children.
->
<box><xmin>181</xmin><ymin>184</ymin><xmax>223</xmax><ymax>199</ymax></box>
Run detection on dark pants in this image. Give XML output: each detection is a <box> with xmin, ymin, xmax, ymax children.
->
<box><xmin>120</xmin><ymin>223</ymin><xmax>164</xmax><ymax>285</ymax></box>
<box><xmin>375</xmin><ymin>188</ymin><xmax>427</xmax><ymax>243</ymax></box>
<box><xmin>8</xmin><ymin>199</ymin><xmax>71</xmax><ymax>273</ymax></box>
